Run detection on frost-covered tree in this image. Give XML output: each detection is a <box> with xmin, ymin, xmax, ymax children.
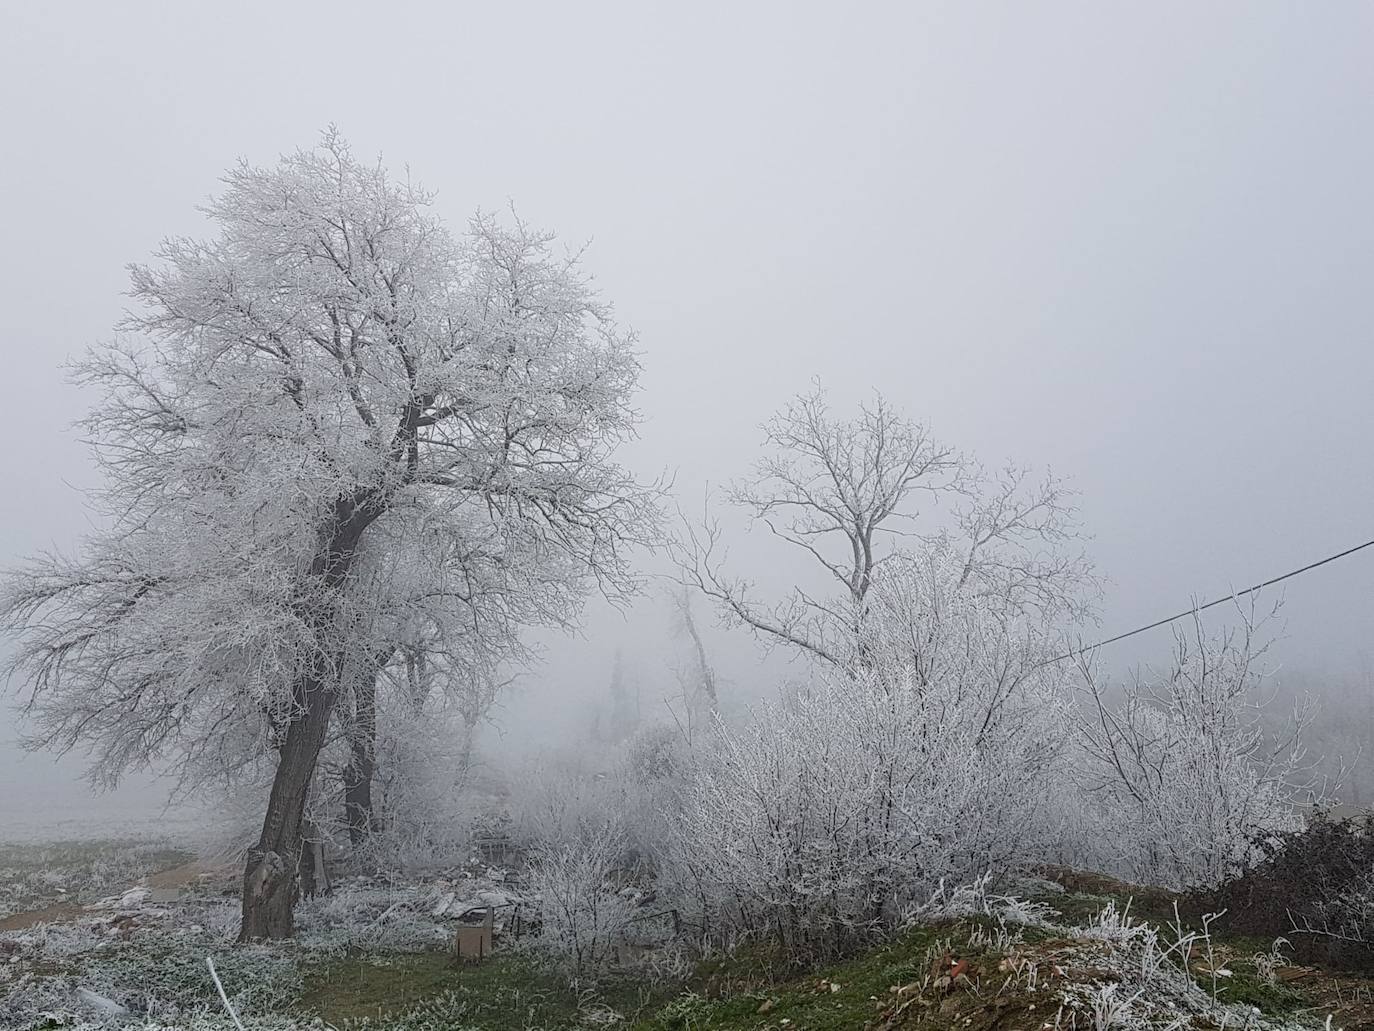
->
<box><xmin>678</xmin><ymin>387</ymin><xmax>1095</xmax><ymax>671</ymax></box>
<box><xmin>0</xmin><ymin>131</ymin><xmax>658</xmax><ymax>938</ymax></box>
<box><xmin>667</xmin><ymin>393</ymin><xmax>1097</xmax><ymax>949</ymax></box>
<box><xmin>859</xmin><ymin>543</ymin><xmax>1067</xmax><ymax>732</ymax></box>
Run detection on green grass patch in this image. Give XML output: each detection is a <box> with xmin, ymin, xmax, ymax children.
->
<box><xmin>638</xmin><ymin>926</ymin><xmax>956</xmax><ymax>1031</ymax></box>
<box><xmin>1213</xmin><ymin>968</ymin><xmax>1307</xmax><ymax>1015</ymax></box>
<box><xmin>298</xmin><ymin>929</ymin><xmax>953</xmax><ymax>1031</ymax></box>
<box><xmin>299</xmin><ymin>951</ymin><xmax>668</xmax><ymax>1030</ymax></box>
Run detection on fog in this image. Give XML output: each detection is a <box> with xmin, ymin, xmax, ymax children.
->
<box><xmin>2</xmin><ymin>1</ymin><xmax>1372</xmax><ymax>828</ymax></box>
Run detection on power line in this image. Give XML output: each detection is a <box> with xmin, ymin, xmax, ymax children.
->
<box><xmin>1048</xmin><ymin>536</ymin><xmax>1374</xmax><ymax>665</ymax></box>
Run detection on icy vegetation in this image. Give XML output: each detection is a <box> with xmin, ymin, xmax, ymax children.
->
<box><xmin>0</xmin><ymin>858</ymin><xmax>1352</xmax><ymax>1030</ymax></box>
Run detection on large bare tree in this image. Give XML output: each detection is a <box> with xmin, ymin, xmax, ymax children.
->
<box><xmin>1</xmin><ymin>132</ymin><xmax>658</xmax><ymax>939</ymax></box>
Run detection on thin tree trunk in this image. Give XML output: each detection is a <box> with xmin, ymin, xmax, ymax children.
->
<box><xmin>298</xmin><ymin>818</ymin><xmax>330</xmax><ymax>898</ymax></box>
<box><xmin>680</xmin><ymin>594</ymin><xmax>717</xmax><ymax>710</ymax></box>
<box><xmin>342</xmin><ymin>643</ymin><xmax>395</xmax><ymax>850</ymax></box>
<box><xmin>343</xmin><ymin>671</ymin><xmax>378</xmax><ymax>850</ymax></box>
<box><xmin>675</xmin><ymin>588</ymin><xmax>718</xmax><ymax>728</ymax></box>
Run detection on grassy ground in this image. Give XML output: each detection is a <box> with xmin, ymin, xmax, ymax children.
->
<box><xmin>297</xmin><ymin>952</ymin><xmax>667</xmax><ymax>1029</ymax></box>
<box><xmin>291</xmin><ymin>932</ymin><xmax>951</xmax><ymax>1031</ymax></box>
<box><xmin>289</xmin><ymin>927</ymin><xmax>1297</xmax><ymax>1031</ymax></box>
<box><xmin>287</xmin><ymin>876</ymin><xmax>1374</xmax><ymax>1031</ymax></box>
<box><xmin>5</xmin><ymin>848</ymin><xmax>1374</xmax><ymax>1030</ymax></box>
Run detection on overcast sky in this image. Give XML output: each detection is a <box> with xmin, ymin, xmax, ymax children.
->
<box><xmin>2</xmin><ymin>1</ymin><xmax>1372</xmax><ymax>820</ymax></box>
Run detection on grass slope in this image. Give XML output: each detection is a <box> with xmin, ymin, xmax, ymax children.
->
<box><xmin>294</xmin><ymin>876</ymin><xmax>1371</xmax><ymax>1031</ymax></box>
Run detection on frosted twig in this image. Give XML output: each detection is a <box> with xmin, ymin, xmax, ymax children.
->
<box><xmin>206</xmin><ymin>955</ymin><xmax>245</xmax><ymax>1031</ymax></box>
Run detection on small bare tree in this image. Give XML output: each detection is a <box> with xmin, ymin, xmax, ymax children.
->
<box><xmin>677</xmin><ymin>386</ymin><xmax>1095</xmax><ymax>670</ymax></box>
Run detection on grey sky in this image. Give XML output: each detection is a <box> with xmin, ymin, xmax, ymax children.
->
<box><xmin>2</xmin><ymin>2</ymin><xmax>1371</xmax><ymax>816</ymax></box>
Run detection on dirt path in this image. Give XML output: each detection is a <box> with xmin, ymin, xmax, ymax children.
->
<box><xmin>145</xmin><ymin>858</ymin><xmax>225</xmax><ymax>890</ymax></box>
<box><xmin>0</xmin><ymin>901</ymin><xmax>83</xmax><ymax>932</ymax></box>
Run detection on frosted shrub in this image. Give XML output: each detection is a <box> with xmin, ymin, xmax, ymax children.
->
<box><xmin>510</xmin><ymin>730</ymin><xmax>688</xmax><ymax>978</ymax></box>
<box><xmin>523</xmin><ymin>824</ymin><xmax>639</xmax><ymax>980</ymax></box>
<box><xmin>669</xmin><ymin>672</ymin><xmax>1064</xmax><ymax>956</ymax></box>
<box><xmin>1072</xmin><ymin>608</ymin><xmax>1309</xmax><ymax>888</ymax></box>
<box><xmin>613</xmin><ymin>723</ymin><xmax>690</xmax><ymax>869</ymax></box>
<box><xmin>906</xmin><ymin>875</ymin><xmax>1053</xmax><ymax>928</ymax></box>
<box><xmin>664</xmin><ymin>545</ymin><xmax>1075</xmax><ymax>957</ymax></box>
<box><xmin>509</xmin><ymin>725</ymin><xmax>688</xmax><ymax>875</ymax></box>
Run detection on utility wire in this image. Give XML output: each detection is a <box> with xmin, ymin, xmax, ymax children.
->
<box><xmin>1047</xmin><ymin>536</ymin><xmax>1374</xmax><ymax>665</ymax></box>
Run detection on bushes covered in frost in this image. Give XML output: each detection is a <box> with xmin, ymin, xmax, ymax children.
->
<box><xmin>665</xmin><ymin>667</ymin><xmax>1064</xmax><ymax>957</ymax></box>
<box><xmin>521</xmin><ymin>825</ymin><xmax>640</xmax><ymax>979</ymax></box>
<box><xmin>511</xmin><ymin>564</ymin><xmax>1309</xmax><ymax>973</ymax></box>
<box><xmin>1070</xmin><ymin>610</ymin><xmax>1310</xmax><ymax>889</ymax></box>
<box><xmin>513</xmin><ymin>728</ymin><xmax>690</xmax><ymax>979</ymax></box>
<box><xmin>658</xmin><ymin>547</ymin><xmax>1073</xmax><ymax>957</ymax></box>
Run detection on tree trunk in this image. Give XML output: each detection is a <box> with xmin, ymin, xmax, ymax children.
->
<box><xmin>675</xmin><ymin>589</ymin><xmax>718</xmax><ymax>730</ymax></box>
<box><xmin>239</xmin><ymin>671</ymin><xmax>338</xmax><ymax>940</ymax></box>
<box><xmin>239</xmin><ymin>498</ymin><xmax>376</xmax><ymax>940</ymax></box>
<box><xmin>343</xmin><ymin>670</ymin><xmax>378</xmax><ymax>850</ymax></box>
<box><xmin>298</xmin><ymin>819</ymin><xmax>330</xmax><ymax>898</ymax></box>
<box><xmin>681</xmin><ymin>596</ymin><xmax>717</xmax><ymax>710</ymax></box>
<box><xmin>342</xmin><ymin>644</ymin><xmax>395</xmax><ymax>851</ymax></box>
